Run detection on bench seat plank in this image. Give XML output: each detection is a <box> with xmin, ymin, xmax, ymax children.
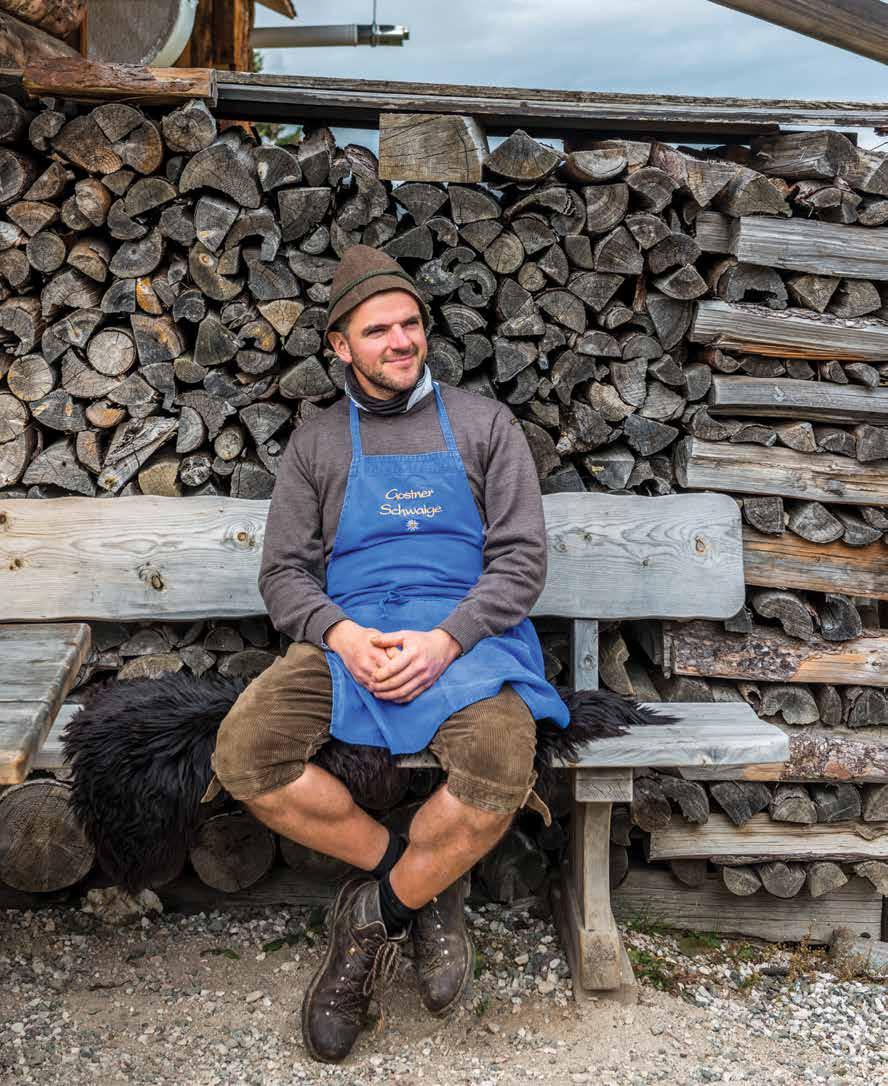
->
<box><xmin>399</xmin><ymin>704</ymin><xmax>789</xmax><ymax>769</ymax></box>
<box><xmin>0</xmin><ymin>623</ymin><xmax>90</xmax><ymax>784</ymax></box>
<box><xmin>38</xmin><ymin>701</ymin><xmax>790</xmax><ymax>774</ymax></box>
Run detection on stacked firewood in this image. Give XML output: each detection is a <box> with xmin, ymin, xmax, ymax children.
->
<box><xmin>0</xmin><ymin>92</ymin><xmax>887</xmax><ymax>907</ymax></box>
<box><xmin>607</xmin><ymin>770</ymin><xmax>888</xmax><ymax>901</ymax></box>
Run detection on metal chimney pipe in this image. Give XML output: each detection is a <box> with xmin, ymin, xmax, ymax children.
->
<box><xmin>250</xmin><ymin>24</ymin><xmax>409</xmax><ymax>48</ymax></box>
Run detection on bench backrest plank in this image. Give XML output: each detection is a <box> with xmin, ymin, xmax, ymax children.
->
<box><xmin>0</xmin><ymin>491</ymin><xmax>744</xmax><ymax>623</ymax></box>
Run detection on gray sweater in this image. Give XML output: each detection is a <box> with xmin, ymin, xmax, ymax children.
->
<box><xmin>258</xmin><ymin>383</ymin><xmax>547</xmax><ymax>653</ymax></box>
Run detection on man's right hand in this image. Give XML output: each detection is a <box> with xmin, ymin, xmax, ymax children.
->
<box><xmin>324</xmin><ymin>619</ymin><xmax>398</xmax><ymax>691</ymax></box>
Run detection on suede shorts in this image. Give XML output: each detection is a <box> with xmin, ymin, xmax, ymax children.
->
<box><xmin>202</xmin><ymin>641</ymin><xmax>540</xmax><ymax>816</ymax></box>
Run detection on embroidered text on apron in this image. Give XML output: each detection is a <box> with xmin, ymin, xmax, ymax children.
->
<box><xmin>324</xmin><ymin>382</ymin><xmax>569</xmax><ymax>755</ymax></box>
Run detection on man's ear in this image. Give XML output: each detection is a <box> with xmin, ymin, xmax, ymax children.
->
<box><xmin>328</xmin><ymin>330</ymin><xmax>352</xmax><ymax>363</ymax></box>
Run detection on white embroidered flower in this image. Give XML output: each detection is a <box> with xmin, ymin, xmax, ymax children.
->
<box><xmin>406</xmin><ymin>519</ymin><xmax>420</xmax><ymax>532</ymax></box>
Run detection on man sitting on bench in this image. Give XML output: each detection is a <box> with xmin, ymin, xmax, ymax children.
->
<box><xmin>201</xmin><ymin>245</ymin><xmax>569</xmax><ymax>1063</ymax></box>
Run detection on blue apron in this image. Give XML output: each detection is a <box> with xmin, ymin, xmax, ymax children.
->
<box><xmin>323</xmin><ymin>382</ymin><xmax>569</xmax><ymax>755</ymax></box>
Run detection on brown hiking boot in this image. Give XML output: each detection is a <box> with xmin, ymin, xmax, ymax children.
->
<box><xmin>412</xmin><ymin>874</ymin><xmax>473</xmax><ymax>1016</ymax></box>
<box><xmin>301</xmin><ymin>878</ymin><xmax>406</xmax><ymax>1063</ymax></box>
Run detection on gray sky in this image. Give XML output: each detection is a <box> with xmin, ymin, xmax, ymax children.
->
<box><xmin>254</xmin><ymin>1</ymin><xmax>884</xmax><ymax>103</ymax></box>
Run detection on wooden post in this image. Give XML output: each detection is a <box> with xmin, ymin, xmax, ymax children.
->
<box><xmin>552</xmin><ymin>618</ymin><xmax>638</xmax><ymax>1004</ymax></box>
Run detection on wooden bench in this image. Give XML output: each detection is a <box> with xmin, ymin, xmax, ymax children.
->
<box><xmin>0</xmin><ymin>490</ymin><xmax>788</xmax><ymax>1002</ymax></box>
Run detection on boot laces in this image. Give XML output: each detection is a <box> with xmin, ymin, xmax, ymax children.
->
<box><xmin>333</xmin><ymin>934</ymin><xmax>403</xmax><ymax>1026</ymax></box>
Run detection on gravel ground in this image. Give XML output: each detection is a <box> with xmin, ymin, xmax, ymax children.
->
<box><xmin>2</xmin><ymin>891</ymin><xmax>887</xmax><ymax>1086</ymax></box>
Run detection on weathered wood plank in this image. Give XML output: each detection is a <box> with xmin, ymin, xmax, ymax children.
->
<box><xmin>675</xmin><ymin>436</ymin><xmax>888</xmax><ymax>507</ymax></box>
<box><xmin>650</xmin><ymin>811</ymin><xmax>888</xmax><ymax>863</ymax></box>
<box><xmin>743</xmin><ymin>526</ymin><xmax>888</xmax><ymax>601</ymax></box>
<box><xmin>213</xmin><ymin>72</ymin><xmax>888</xmax><ymax>138</ymax></box>
<box><xmin>42</xmin><ymin>702</ymin><xmax>787</xmax><ymax>773</ymax></box>
<box><xmin>682</xmin><ymin>724</ymin><xmax>888</xmax><ymax>783</ymax></box>
<box><xmin>730</xmin><ymin>216</ymin><xmax>888</xmax><ymax>280</ymax></box>
<box><xmin>612</xmin><ymin>868</ymin><xmax>882</xmax><ymax>944</ymax></box>
<box><xmin>690</xmin><ymin>300</ymin><xmax>888</xmax><ymax>362</ymax></box>
<box><xmin>0</xmin><ymin>622</ymin><xmax>89</xmax><ymax>784</ymax></box>
<box><xmin>21</xmin><ymin>60</ymin><xmax>218</xmax><ymax>107</ymax></box>
<box><xmin>709</xmin><ymin>375</ymin><xmax>888</xmax><ymax>425</ymax></box>
<box><xmin>535</xmin><ymin>492</ymin><xmax>744</xmax><ymax>620</ymax></box>
<box><xmin>664</xmin><ymin>618</ymin><xmax>888</xmax><ymax>688</ymax></box>
<box><xmin>0</xmin><ymin>492</ymin><xmax>745</xmax><ymax>622</ymax></box>
<box><xmin>378</xmin><ymin>113</ymin><xmax>488</xmax><ymax>182</ymax></box>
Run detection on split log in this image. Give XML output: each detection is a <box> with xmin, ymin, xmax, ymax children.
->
<box><xmin>853</xmin><ymin>861</ymin><xmax>888</xmax><ymax>895</ymax></box>
<box><xmin>379</xmin><ymin>113</ymin><xmax>488</xmax><ymax>183</ymax></box>
<box><xmin>755</xmin><ymin>861</ymin><xmax>806</xmax><ymax>899</ymax></box>
<box><xmin>862</xmin><ymin>783</ymin><xmax>888</xmax><ymax>822</ymax></box>
<box><xmin>0</xmin><ymin>779</ymin><xmax>94</xmax><ymax>892</ymax></box>
<box><xmin>721</xmin><ymin>865</ymin><xmax>761</xmax><ymax>896</ymax></box>
<box><xmin>750</xmin><ymin>589</ymin><xmax>815</xmax><ymax>641</ymax></box>
<box><xmin>709</xmin><ymin>781</ymin><xmax>772</xmax><ymax>826</ymax></box>
<box><xmin>810</xmin><ymin>783</ymin><xmax>862</xmax><ymax>823</ymax></box>
<box><xmin>188</xmin><ymin>812</ymin><xmax>276</xmax><ymax>893</ymax></box>
<box><xmin>630</xmin><ymin>775</ymin><xmax>672</xmax><ymax>831</ymax></box>
<box><xmin>670</xmin><ymin>858</ymin><xmax>709</xmax><ymax>887</ymax></box>
<box><xmin>486</xmin><ymin>129</ymin><xmax>561</xmax><ymax>182</ymax></box>
<box><xmin>807</xmin><ymin>861</ymin><xmax>848</xmax><ymax>898</ymax></box>
<box><xmin>769</xmin><ymin>784</ymin><xmax>817</xmax><ymax>824</ymax></box>
<box><xmin>750</xmin><ymin>131</ymin><xmax>857</xmax><ymax>181</ymax></box>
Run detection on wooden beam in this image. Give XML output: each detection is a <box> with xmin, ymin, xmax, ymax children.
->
<box><xmin>213</xmin><ymin>71</ymin><xmax>888</xmax><ymax>140</ymax></box>
<box><xmin>20</xmin><ymin>59</ymin><xmax>217</xmax><ymax>106</ymax></box>
<box><xmin>682</xmin><ymin>725</ymin><xmax>888</xmax><ymax>783</ymax></box>
<box><xmin>731</xmin><ymin>215</ymin><xmax>888</xmax><ymax>280</ymax></box>
<box><xmin>743</xmin><ymin>526</ymin><xmax>888</xmax><ymax>601</ymax></box>
<box><xmin>663</xmin><ymin>618</ymin><xmax>888</xmax><ymax>688</ymax></box>
<box><xmin>675</xmin><ymin>436</ymin><xmax>888</xmax><ymax>507</ymax></box>
<box><xmin>707</xmin><ymin>1</ymin><xmax>888</xmax><ymax>66</ymax></box>
<box><xmin>612</xmin><ymin>867</ymin><xmax>882</xmax><ymax>944</ymax></box>
<box><xmin>690</xmin><ymin>300</ymin><xmax>888</xmax><ymax>362</ymax></box>
<box><xmin>650</xmin><ymin>811</ymin><xmax>888</xmax><ymax>863</ymax></box>
<box><xmin>709</xmin><ymin>375</ymin><xmax>888</xmax><ymax>425</ymax></box>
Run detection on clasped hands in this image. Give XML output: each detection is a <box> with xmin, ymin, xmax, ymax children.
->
<box><xmin>324</xmin><ymin>619</ymin><xmax>461</xmax><ymax>704</ymax></box>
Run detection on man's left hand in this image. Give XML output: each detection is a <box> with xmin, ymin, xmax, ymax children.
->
<box><xmin>367</xmin><ymin>628</ymin><xmax>461</xmax><ymax>704</ymax></box>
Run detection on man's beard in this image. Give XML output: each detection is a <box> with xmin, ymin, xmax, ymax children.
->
<box><xmin>348</xmin><ymin>348</ymin><xmax>424</xmax><ymax>398</ymax></box>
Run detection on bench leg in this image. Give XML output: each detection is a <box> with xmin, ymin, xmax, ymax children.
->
<box><xmin>552</xmin><ymin>797</ymin><xmax>637</xmax><ymax>1005</ymax></box>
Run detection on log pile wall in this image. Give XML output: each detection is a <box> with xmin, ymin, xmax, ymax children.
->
<box><xmin>0</xmin><ymin>90</ymin><xmax>887</xmax><ymax>922</ymax></box>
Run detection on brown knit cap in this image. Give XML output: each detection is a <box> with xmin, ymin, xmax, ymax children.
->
<box><xmin>325</xmin><ymin>244</ymin><xmax>430</xmax><ymax>344</ymax></box>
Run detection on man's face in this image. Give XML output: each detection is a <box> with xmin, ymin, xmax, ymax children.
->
<box><xmin>328</xmin><ymin>290</ymin><xmax>427</xmax><ymax>400</ymax></box>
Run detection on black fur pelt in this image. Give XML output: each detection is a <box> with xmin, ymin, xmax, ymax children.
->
<box><xmin>62</xmin><ymin>671</ymin><xmax>680</xmax><ymax>891</ymax></box>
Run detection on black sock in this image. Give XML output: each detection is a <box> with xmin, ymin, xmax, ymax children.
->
<box><xmin>378</xmin><ymin>870</ymin><xmax>416</xmax><ymax>936</ymax></box>
<box><xmin>370</xmin><ymin>829</ymin><xmax>407</xmax><ymax>880</ymax></box>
